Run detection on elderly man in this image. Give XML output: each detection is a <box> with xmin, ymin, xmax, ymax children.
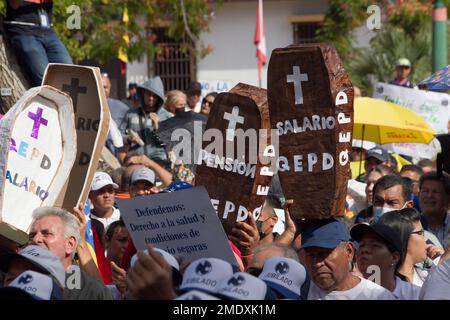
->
<box><xmin>419</xmin><ymin>172</ymin><xmax>450</xmax><ymax>248</ymax></box>
<box><xmin>89</xmin><ymin>171</ymin><xmax>121</xmax><ymax>231</ymax></box>
<box><xmin>101</xmin><ymin>73</ymin><xmax>129</xmax><ymax>127</ymax></box>
<box><xmin>301</xmin><ymin>218</ymin><xmax>394</xmax><ymax>299</ymax></box>
<box><xmin>28</xmin><ymin>207</ymin><xmax>112</xmax><ymax>299</ymax></box>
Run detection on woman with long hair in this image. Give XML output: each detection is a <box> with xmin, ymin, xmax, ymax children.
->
<box><xmin>378</xmin><ymin>208</ymin><xmax>443</xmax><ymax>286</ymax></box>
<box><xmin>351</xmin><ymin>221</ymin><xmax>420</xmax><ymax>299</ymax></box>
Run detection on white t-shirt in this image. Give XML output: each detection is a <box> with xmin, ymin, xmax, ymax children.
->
<box><xmin>307</xmin><ymin>276</ymin><xmax>395</xmax><ymax>300</ymax></box>
<box><xmin>91</xmin><ymin>207</ymin><xmax>121</xmax><ymax>232</ymax></box>
<box><xmin>419</xmin><ymin>259</ymin><xmax>450</xmax><ymax>300</ymax></box>
<box><xmin>392</xmin><ymin>276</ymin><xmax>421</xmax><ymax>300</ymax></box>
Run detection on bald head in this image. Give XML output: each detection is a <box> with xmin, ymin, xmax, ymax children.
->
<box><xmin>101</xmin><ymin>74</ymin><xmax>111</xmax><ymax>98</ymax></box>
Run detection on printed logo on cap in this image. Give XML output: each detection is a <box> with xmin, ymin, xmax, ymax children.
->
<box><xmin>195</xmin><ymin>260</ymin><xmax>212</xmax><ymax>275</ymax></box>
<box><xmin>216</xmin><ymin>272</ymin><xmax>268</xmax><ymax>300</ymax></box>
<box><xmin>18</xmin><ymin>274</ymin><xmax>34</xmax><ymax>285</ymax></box>
<box><xmin>227</xmin><ymin>275</ymin><xmax>246</xmax><ymax>287</ymax></box>
<box><xmin>275</xmin><ymin>262</ymin><xmax>289</xmax><ymax>275</ymax></box>
<box><xmin>9</xmin><ymin>271</ymin><xmax>53</xmax><ymax>300</ymax></box>
<box><xmin>180</xmin><ymin>258</ymin><xmax>234</xmax><ymax>294</ymax></box>
<box><xmin>259</xmin><ymin>257</ymin><xmax>306</xmax><ymax>299</ymax></box>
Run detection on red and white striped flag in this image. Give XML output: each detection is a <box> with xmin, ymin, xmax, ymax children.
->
<box><xmin>254</xmin><ymin>0</ymin><xmax>267</xmax><ymax>85</ymax></box>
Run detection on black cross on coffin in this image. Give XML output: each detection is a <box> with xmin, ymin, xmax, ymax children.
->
<box><xmin>62</xmin><ymin>78</ymin><xmax>87</xmax><ymax>112</ymax></box>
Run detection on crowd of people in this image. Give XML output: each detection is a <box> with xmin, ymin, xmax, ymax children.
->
<box><xmin>1</xmin><ymin>0</ymin><xmax>450</xmax><ymax>302</ymax></box>
<box><xmin>0</xmin><ymin>133</ymin><xmax>449</xmax><ymax>300</ymax></box>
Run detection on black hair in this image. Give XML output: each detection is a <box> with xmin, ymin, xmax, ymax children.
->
<box><xmin>110</xmin><ymin>167</ymin><xmax>125</xmax><ymax>190</ymax></box>
<box><xmin>388</xmin><ymin>155</ymin><xmax>398</xmax><ymax>171</ymax></box>
<box><xmin>204</xmin><ymin>92</ymin><xmax>218</xmax><ymax>99</ymax></box>
<box><xmin>105</xmin><ymin>220</ymin><xmax>126</xmax><ymax>242</ymax></box>
<box><xmin>419</xmin><ymin>171</ymin><xmax>450</xmax><ymax>195</ymax></box>
<box><xmin>400</xmin><ymin>164</ymin><xmax>424</xmax><ymax>176</ymax></box>
<box><xmin>417</xmin><ymin>158</ymin><xmax>435</xmax><ymax>169</ymax></box>
<box><xmin>378</xmin><ymin>208</ymin><xmax>421</xmax><ymax>267</ymax></box>
<box><xmin>373</xmin><ymin>174</ymin><xmax>412</xmax><ymax>204</ymax></box>
<box><xmin>368</xmin><ymin>164</ymin><xmax>395</xmax><ymax>176</ymax></box>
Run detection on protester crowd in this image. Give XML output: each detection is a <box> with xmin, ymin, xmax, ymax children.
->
<box><xmin>0</xmin><ymin>67</ymin><xmax>449</xmax><ymax>300</ymax></box>
<box><xmin>0</xmin><ymin>1</ymin><xmax>450</xmax><ymax>301</ymax></box>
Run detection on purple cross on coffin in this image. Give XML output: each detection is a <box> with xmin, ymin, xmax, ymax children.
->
<box><xmin>27</xmin><ymin>106</ymin><xmax>48</xmax><ymax>139</ymax></box>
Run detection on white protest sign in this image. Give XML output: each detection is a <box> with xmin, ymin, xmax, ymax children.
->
<box><xmin>197</xmin><ymin>79</ymin><xmax>236</xmax><ymax>112</ymax></box>
<box><xmin>373</xmin><ymin>82</ymin><xmax>448</xmax><ymax>159</ymax></box>
<box><xmin>0</xmin><ymin>86</ymin><xmax>76</xmax><ymax>244</ymax></box>
<box><xmin>373</xmin><ymin>82</ymin><xmax>449</xmax><ymax>133</ymax></box>
<box><xmin>117</xmin><ymin>186</ymin><xmax>237</xmax><ymax>265</ymax></box>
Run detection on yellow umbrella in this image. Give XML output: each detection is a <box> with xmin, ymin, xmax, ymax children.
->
<box><xmin>354</xmin><ymin>97</ymin><xmax>436</xmax><ymax>144</ymax></box>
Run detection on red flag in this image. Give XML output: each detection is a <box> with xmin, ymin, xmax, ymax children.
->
<box><xmin>254</xmin><ymin>0</ymin><xmax>267</xmax><ymax>84</ymax></box>
<box><xmin>92</xmin><ymin>226</ymin><xmax>112</xmax><ymax>284</ymax></box>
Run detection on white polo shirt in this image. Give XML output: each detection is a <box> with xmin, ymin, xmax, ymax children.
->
<box><xmin>91</xmin><ymin>207</ymin><xmax>121</xmax><ymax>232</ymax></box>
<box><xmin>307</xmin><ymin>276</ymin><xmax>395</xmax><ymax>300</ymax></box>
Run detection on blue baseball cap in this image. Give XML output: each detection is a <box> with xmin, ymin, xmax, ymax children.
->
<box><xmin>301</xmin><ymin>218</ymin><xmax>349</xmax><ymax>249</ymax></box>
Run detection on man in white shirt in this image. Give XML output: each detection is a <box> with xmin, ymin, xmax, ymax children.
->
<box><xmin>89</xmin><ymin>172</ymin><xmax>121</xmax><ymax>232</ymax></box>
<box><xmin>300</xmin><ymin>218</ymin><xmax>394</xmax><ymax>300</ymax></box>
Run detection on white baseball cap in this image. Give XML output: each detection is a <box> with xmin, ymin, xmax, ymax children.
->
<box><xmin>216</xmin><ymin>272</ymin><xmax>277</xmax><ymax>300</ymax></box>
<box><xmin>0</xmin><ymin>245</ymin><xmax>66</xmax><ymax>288</ymax></box>
<box><xmin>130</xmin><ymin>248</ymin><xmax>180</xmax><ymax>271</ymax></box>
<box><xmin>131</xmin><ymin>167</ymin><xmax>156</xmax><ymax>185</ymax></box>
<box><xmin>179</xmin><ymin>258</ymin><xmax>234</xmax><ymax>294</ymax></box>
<box><xmin>176</xmin><ymin>290</ymin><xmax>220</xmax><ymax>300</ymax></box>
<box><xmin>259</xmin><ymin>257</ymin><xmax>306</xmax><ymax>299</ymax></box>
<box><xmin>8</xmin><ymin>270</ymin><xmax>63</xmax><ymax>300</ymax></box>
<box><xmin>91</xmin><ymin>171</ymin><xmax>119</xmax><ymax>191</ymax></box>
<box><xmin>396</xmin><ymin>58</ymin><xmax>411</xmax><ymax>68</ymax></box>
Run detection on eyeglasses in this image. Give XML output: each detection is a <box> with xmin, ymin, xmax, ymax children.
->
<box><xmin>411</xmin><ymin>229</ymin><xmax>425</xmax><ymax>236</ymax></box>
<box><xmin>202</xmin><ymin>99</ymin><xmax>214</xmax><ymax>105</ymax></box>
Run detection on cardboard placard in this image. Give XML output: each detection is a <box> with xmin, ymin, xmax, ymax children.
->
<box><xmin>117</xmin><ymin>187</ymin><xmax>236</xmax><ymax>265</ymax></box>
<box><xmin>195</xmin><ymin>83</ymin><xmax>275</xmax><ymax>234</ymax></box>
<box><xmin>267</xmin><ymin>44</ymin><xmax>354</xmax><ymax>219</ymax></box>
<box><xmin>373</xmin><ymin>82</ymin><xmax>450</xmax><ymax>134</ymax></box>
<box><xmin>42</xmin><ymin>64</ymin><xmax>110</xmax><ymax>210</ymax></box>
<box><xmin>0</xmin><ymin>86</ymin><xmax>76</xmax><ymax>244</ymax></box>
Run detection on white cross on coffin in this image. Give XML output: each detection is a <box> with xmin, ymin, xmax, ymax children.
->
<box><xmin>223</xmin><ymin>106</ymin><xmax>244</xmax><ymax>141</ymax></box>
<box><xmin>287</xmin><ymin>66</ymin><xmax>308</xmax><ymax>105</ymax></box>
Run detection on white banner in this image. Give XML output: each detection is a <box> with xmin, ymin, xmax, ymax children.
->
<box><xmin>373</xmin><ymin>82</ymin><xmax>449</xmax><ymax>134</ymax></box>
<box><xmin>373</xmin><ymin>82</ymin><xmax>448</xmax><ymax>160</ymax></box>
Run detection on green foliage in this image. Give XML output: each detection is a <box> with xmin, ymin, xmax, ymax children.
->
<box><xmin>1</xmin><ymin>0</ymin><xmax>216</xmax><ymax>64</ymax></box>
<box><xmin>315</xmin><ymin>0</ymin><xmax>371</xmax><ymax>61</ymax></box>
<box><xmin>317</xmin><ymin>0</ymin><xmax>439</xmax><ymax>95</ymax></box>
<box><xmin>348</xmin><ymin>25</ymin><xmax>432</xmax><ymax>96</ymax></box>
